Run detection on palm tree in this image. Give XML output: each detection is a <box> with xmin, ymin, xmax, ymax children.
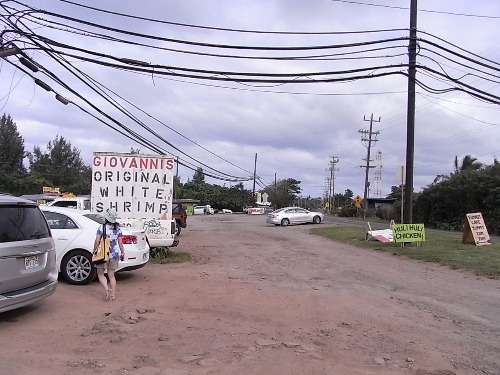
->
<box><xmin>454</xmin><ymin>155</ymin><xmax>483</xmax><ymax>174</ymax></box>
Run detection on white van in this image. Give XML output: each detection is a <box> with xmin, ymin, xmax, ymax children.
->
<box><xmin>47</xmin><ymin>196</ymin><xmax>91</xmax><ymax>212</ymax></box>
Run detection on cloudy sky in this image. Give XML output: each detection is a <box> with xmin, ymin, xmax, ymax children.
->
<box><xmin>1</xmin><ymin>0</ymin><xmax>499</xmax><ymax>200</ymax></box>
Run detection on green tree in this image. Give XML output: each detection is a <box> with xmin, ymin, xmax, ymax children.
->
<box><xmin>0</xmin><ymin>113</ymin><xmax>26</xmax><ymax>174</ymax></box>
<box><xmin>415</xmin><ymin>160</ymin><xmax>499</xmax><ymax>232</ymax></box>
<box><xmin>180</xmin><ymin>180</ymin><xmax>214</xmax><ymax>205</ymax></box>
<box><xmin>178</xmin><ymin>180</ymin><xmax>254</xmax><ymax>212</ymax></box>
<box><xmin>333</xmin><ymin>189</ymin><xmax>354</xmax><ymax>208</ymax></box>
<box><xmin>337</xmin><ymin>189</ymin><xmax>358</xmax><ymax>217</ymax></box>
<box><xmin>213</xmin><ymin>183</ymin><xmax>254</xmax><ymax>211</ymax></box>
<box><xmin>28</xmin><ymin>135</ymin><xmax>89</xmax><ymax>193</ymax></box>
<box><xmin>344</xmin><ymin>189</ymin><xmax>354</xmax><ymax>198</ymax></box>
<box><xmin>173</xmin><ymin>175</ymin><xmax>182</xmax><ymax>199</ymax></box>
<box><xmin>264</xmin><ymin>178</ymin><xmax>301</xmax><ymax>208</ymax></box>
<box><xmin>454</xmin><ymin>155</ymin><xmax>484</xmax><ymax>174</ymax></box>
<box><xmin>0</xmin><ymin>114</ymin><xmax>28</xmax><ymax>194</ymax></box>
<box><xmin>433</xmin><ymin>155</ymin><xmax>484</xmax><ymax>184</ymax></box>
<box><xmin>192</xmin><ymin>167</ymin><xmax>205</xmax><ymax>184</ymax></box>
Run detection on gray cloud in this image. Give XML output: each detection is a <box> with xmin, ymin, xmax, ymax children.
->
<box><xmin>1</xmin><ymin>0</ymin><xmax>498</xmax><ymax>200</ymax></box>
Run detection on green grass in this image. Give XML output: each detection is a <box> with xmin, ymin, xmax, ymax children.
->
<box><xmin>149</xmin><ymin>247</ymin><xmax>192</xmax><ymax>264</ymax></box>
<box><xmin>311</xmin><ymin>226</ymin><xmax>500</xmax><ymax>278</ymax></box>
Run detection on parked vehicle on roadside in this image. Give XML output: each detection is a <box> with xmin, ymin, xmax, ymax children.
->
<box><xmin>47</xmin><ymin>195</ymin><xmax>90</xmax><ymax>211</ymax></box>
<box><xmin>172</xmin><ymin>203</ymin><xmax>187</xmax><ymax>235</ymax></box>
<box><xmin>193</xmin><ymin>205</ymin><xmax>214</xmax><ymax>215</ymax></box>
<box><xmin>0</xmin><ymin>195</ymin><xmax>58</xmax><ymax>313</ymax></box>
<box><xmin>40</xmin><ymin>206</ymin><xmax>150</xmax><ymax>285</ymax></box>
<box><xmin>265</xmin><ymin>207</ymin><xmax>324</xmax><ymax>226</ymax></box>
<box><xmin>19</xmin><ymin>193</ymin><xmax>60</xmax><ymax>205</ymax></box>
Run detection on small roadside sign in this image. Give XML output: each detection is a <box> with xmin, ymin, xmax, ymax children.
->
<box><xmin>463</xmin><ymin>212</ymin><xmax>491</xmax><ymax>246</ymax></box>
<box><xmin>354</xmin><ymin>195</ymin><xmax>362</xmax><ymax>207</ymax></box>
<box><xmin>392</xmin><ymin>224</ymin><xmax>425</xmax><ymax>243</ymax></box>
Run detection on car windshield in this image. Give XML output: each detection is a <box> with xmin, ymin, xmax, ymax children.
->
<box><xmin>83</xmin><ymin>213</ymin><xmax>105</xmax><ymax>224</ymax></box>
<box><xmin>173</xmin><ymin>204</ymin><xmax>186</xmax><ymax>214</ymax></box>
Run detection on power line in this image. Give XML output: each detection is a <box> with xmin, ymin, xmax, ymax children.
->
<box><xmin>328</xmin><ymin>0</ymin><xmax>500</xmax><ymax>19</ymax></box>
<box><xmin>0</xmin><ymin>12</ymin><xmax>256</xmax><ymax>181</ymax></box>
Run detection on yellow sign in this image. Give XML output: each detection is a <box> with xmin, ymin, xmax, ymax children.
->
<box><xmin>43</xmin><ymin>186</ymin><xmax>60</xmax><ymax>194</ymax></box>
<box><xmin>325</xmin><ymin>202</ymin><xmax>330</xmax><ymax>208</ymax></box>
<box><xmin>354</xmin><ymin>195</ymin><xmax>362</xmax><ymax>207</ymax></box>
<box><xmin>392</xmin><ymin>224</ymin><xmax>425</xmax><ymax>243</ymax></box>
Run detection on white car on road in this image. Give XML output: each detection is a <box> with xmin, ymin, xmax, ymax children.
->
<box><xmin>40</xmin><ymin>206</ymin><xmax>150</xmax><ymax>285</ymax></box>
<box><xmin>193</xmin><ymin>205</ymin><xmax>215</xmax><ymax>215</ymax></box>
<box><xmin>266</xmin><ymin>207</ymin><xmax>324</xmax><ymax>226</ymax></box>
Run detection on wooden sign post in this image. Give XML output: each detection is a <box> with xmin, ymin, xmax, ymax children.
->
<box><xmin>462</xmin><ymin>213</ymin><xmax>491</xmax><ymax>246</ymax></box>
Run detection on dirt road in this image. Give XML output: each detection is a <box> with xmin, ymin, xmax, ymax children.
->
<box><xmin>1</xmin><ymin>214</ymin><xmax>499</xmax><ymax>375</ymax></box>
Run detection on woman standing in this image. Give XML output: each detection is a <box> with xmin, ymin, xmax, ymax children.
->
<box><xmin>93</xmin><ymin>208</ymin><xmax>125</xmax><ymax>301</ymax></box>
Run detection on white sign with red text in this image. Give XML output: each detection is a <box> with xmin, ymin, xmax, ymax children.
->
<box><xmin>91</xmin><ymin>152</ymin><xmax>174</xmax><ymax>220</ymax></box>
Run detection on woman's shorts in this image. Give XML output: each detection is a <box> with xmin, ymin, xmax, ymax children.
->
<box><xmin>95</xmin><ymin>259</ymin><xmax>119</xmax><ymax>270</ymax></box>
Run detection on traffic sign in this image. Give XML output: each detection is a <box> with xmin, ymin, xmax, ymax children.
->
<box><xmin>354</xmin><ymin>195</ymin><xmax>362</xmax><ymax>208</ymax></box>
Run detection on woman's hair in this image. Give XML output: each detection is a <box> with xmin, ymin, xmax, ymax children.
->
<box><xmin>105</xmin><ymin>220</ymin><xmax>119</xmax><ymax>230</ymax></box>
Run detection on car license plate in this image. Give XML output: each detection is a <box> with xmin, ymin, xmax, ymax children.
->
<box><xmin>25</xmin><ymin>255</ymin><xmax>39</xmax><ymax>269</ymax></box>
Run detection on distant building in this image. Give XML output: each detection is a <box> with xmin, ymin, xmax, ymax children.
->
<box><xmin>366</xmin><ymin>197</ymin><xmax>396</xmax><ymax>210</ymax></box>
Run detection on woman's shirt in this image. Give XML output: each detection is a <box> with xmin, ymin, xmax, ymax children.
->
<box><xmin>96</xmin><ymin>223</ymin><xmax>123</xmax><ymax>260</ymax></box>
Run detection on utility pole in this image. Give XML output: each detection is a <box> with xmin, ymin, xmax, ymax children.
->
<box><xmin>404</xmin><ymin>0</ymin><xmax>418</xmax><ymax>224</ymax></box>
<box><xmin>174</xmin><ymin>156</ymin><xmax>179</xmax><ymax>199</ymax></box>
<box><xmin>374</xmin><ymin>150</ymin><xmax>382</xmax><ymax>198</ymax></box>
<box><xmin>359</xmin><ymin>114</ymin><xmax>380</xmax><ymax>216</ymax></box>
<box><xmin>252</xmin><ymin>153</ymin><xmax>257</xmax><ymax>201</ymax></box>
<box><xmin>324</xmin><ymin>176</ymin><xmax>331</xmax><ymax>209</ymax></box>
<box><xmin>326</xmin><ymin>156</ymin><xmax>339</xmax><ymax>211</ymax></box>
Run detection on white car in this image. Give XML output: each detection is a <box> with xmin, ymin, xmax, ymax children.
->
<box><xmin>266</xmin><ymin>207</ymin><xmax>325</xmax><ymax>226</ymax></box>
<box><xmin>193</xmin><ymin>205</ymin><xmax>215</xmax><ymax>215</ymax></box>
<box><xmin>40</xmin><ymin>206</ymin><xmax>150</xmax><ymax>285</ymax></box>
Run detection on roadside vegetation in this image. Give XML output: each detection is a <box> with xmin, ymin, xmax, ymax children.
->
<box><xmin>149</xmin><ymin>247</ymin><xmax>192</xmax><ymax>264</ymax></box>
<box><xmin>311</xmin><ymin>226</ymin><xmax>500</xmax><ymax>278</ymax></box>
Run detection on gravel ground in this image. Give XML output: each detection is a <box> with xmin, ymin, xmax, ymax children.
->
<box><xmin>1</xmin><ymin>213</ymin><xmax>499</xmax><ymax>375</ymax></box>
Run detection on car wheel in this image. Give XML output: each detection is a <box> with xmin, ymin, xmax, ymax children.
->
<box><xmin>313</xmin><ymin>216</ymin><xmax>322</xmax><ymax>224</ymax></box>
<box><xmin>61</xmin><ymin>249</ymin><xmax>96</xmax><ymax>285</ymax></box>
<box><xmin>281</xmin><ymin>218</ymin><xmax>290</xmax><ymax>226</ymax></box>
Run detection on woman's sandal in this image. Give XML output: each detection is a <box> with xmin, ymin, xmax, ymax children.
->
<box><xmin>104</xmin><ymin>289</ymin><xmax>110</xmax><ymax>301</ymax></box>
